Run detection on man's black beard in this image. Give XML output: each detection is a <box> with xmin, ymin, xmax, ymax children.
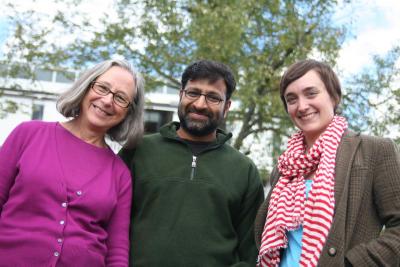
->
<box><xmin>178</xmin><ymin>105</ymin><xmax>221</xmax><ymax>137</ymax></box>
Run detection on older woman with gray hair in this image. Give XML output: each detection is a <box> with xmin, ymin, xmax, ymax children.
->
<box><xmin>0</xmin><ymin>59</ymin><xmax>144</xmax><ymax>266</ymax></box>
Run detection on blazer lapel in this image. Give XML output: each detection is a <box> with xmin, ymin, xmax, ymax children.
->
<box><xmin>334</xmin><ymin>130</ymin><xmax>361</xmax><ymax>212</ymax></box>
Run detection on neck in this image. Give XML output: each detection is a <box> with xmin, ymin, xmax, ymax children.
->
<box><xmin>304</xmin><ymin>135</ymin><xmax>318</xmax><ymax>151</ymax></box>
<box><xmin>62</xmin><ymin>118</ymin><xmax>107</xmax><ymax>148</ymax></box>
<box><xmin>176</xmin><ymin>128</ymin><xmax>216</xmax><ymax>142</ymax></box>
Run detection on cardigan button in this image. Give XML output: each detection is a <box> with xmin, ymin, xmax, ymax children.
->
<box><xmin>328</xmin><ymin>247</ymin><xmax>337</xmax><ymax>256</ymax></box>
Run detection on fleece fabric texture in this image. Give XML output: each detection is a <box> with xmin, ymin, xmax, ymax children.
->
<box><xmin>119</xmin><ymin>122</ymin><xmax>265</xmax><ymax>267</ymax></box>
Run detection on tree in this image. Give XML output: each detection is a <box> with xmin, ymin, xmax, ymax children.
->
<box><xmin>342</xmin><ymin>46</ymin><xmax>400</xmax><ymax>144</ymax></box>
<box><xmin>3</xmin><ymin>0</ymin><xmax>348</xmax><ymax>154</ymax></box>
<box><xmin>0</xmin><ymin>96</ymin><xmax>18</xmax><ymax>119</ymax></box>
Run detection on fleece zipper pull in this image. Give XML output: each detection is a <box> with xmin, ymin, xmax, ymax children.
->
<box><xmin>190</xmin><ymin>155</ymin><xmax>197</xmax><ymax>180</ymax></box>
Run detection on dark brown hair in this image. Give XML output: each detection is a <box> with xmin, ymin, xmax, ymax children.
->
<box><xmin>280</xmin><ymin>59</ymin><xmax>342</xmax><ymax>113</ymax></box>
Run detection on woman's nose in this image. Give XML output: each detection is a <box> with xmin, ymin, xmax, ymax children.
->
<box><xmin>102</xmin><ymin>93</ymin><xmax>114</xmax><ymax>106</ymax></box>
<box><xmin>297</xmin><ymin>97</ymin><xmax>309</xmax><ymax>111</ymax></box>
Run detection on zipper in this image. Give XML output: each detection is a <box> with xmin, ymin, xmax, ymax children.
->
<box><xmin>190</xmin><ymin>155</ymin><xmax>197</xmax><ymax>180</ymax></box>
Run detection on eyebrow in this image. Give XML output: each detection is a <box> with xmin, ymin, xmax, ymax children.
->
<box><xmin>95</xmin><ymin>80</ymin><xmax>111</xmax><ymax>86</ymax></box>
<box><xmin>186</xmin><ymin>87</ymin><xmax>222</xmax><ymax>95</ymax></box>
<box><xmin>303</xmin><ymin>86</ymin><xmax>318</xmax><ymax>91</ymax></box>
<box><xmin>285</xmin><ymin>86</ymin><xmax>318</xmax><ymax>98</ymax></box>
<box><xmin>95</xmin><ymin>81</ymin><xmax>130</xmax><ymax>97</ymax></box>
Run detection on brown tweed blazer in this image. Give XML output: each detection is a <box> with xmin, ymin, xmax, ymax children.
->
<box><xmin>254</xmin><ymin>131</ymin><xmax>400</xmax><ymax>267</ymax></box>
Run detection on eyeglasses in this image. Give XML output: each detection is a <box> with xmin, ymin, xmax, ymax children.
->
<box><xmin>182</xmin><ymin>89</ymin><xmax>224</xmax><ymax>105</ymax></box>
<box><xmin>91</xmin><ymin>82</ymin><xmax>133</xmax><ymax>108</ymax></box>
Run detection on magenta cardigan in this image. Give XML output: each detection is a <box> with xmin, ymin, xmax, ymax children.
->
<box><xmin>0</xmin><ymin>121</ymin><xmax>132</xmax><ymax>267</ymax></box>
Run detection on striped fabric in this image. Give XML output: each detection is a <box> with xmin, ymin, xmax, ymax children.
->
<box><xmin>258</xmin><ymin>116</ymin><xmax>347</xmax><ymax>267</ymax></box>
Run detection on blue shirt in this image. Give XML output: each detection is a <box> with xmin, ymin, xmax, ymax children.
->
<box><xmin>280</xmin><ymin>179</ymin><xmax>313</xmax><ymax>267</ymax></box>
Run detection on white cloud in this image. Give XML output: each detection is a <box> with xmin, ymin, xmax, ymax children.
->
<box><xmin>336</xmin><ymin>0</ymin><xmax>400</xmax><ymax>75</ymax></box>
<box><xmin>1</xmin><ymin>0</ymin><xmax>399</xmax><ymax>77</ymax></box>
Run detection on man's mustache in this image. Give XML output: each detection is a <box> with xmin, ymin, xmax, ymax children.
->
<box><xmin>187</xmin><ymin>107</ymin><xmax>212</xmax><ymax>118</ymax></box>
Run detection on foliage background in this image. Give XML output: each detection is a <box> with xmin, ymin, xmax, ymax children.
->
<box><xmin>1</xmin><ymin>0</ymin><xmax>399</xmax><ymax>182</ymax></box>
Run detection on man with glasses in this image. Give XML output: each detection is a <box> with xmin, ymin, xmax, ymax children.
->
<box><xmin>119</xmin><ymin>60</ymin><xmax>265</xmax><ymax>267</ymax></box>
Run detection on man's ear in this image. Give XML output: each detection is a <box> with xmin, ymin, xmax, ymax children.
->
<box><xmin>223</xmin><ymin>100</ymin><xmax>231</xmax><ymax>119</ymax></box>
<box><xmin>179</xmin><ymin>89</ymin><xmax>184</xmax><ymax>99</ymax></box>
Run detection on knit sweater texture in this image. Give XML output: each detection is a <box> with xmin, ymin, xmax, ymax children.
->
<box><xmin>0</xmin><ymin>121</ymin><xmax>132</xmax><ymax>267</ymax></box>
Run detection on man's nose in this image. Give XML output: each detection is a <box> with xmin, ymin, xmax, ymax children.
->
<box><xmin>192</xmin><ymin>94</ymin><xmax>208</xmax><ymax>109</ymax></box>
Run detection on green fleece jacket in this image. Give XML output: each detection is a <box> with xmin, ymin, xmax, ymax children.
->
<box><xmin>119</xmin><ymin>122</ymin><xmax>265</xmax><ymax>267</ymax></box>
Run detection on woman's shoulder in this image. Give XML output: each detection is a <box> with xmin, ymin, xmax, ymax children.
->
<box><xmin>16</xmin><ymin>120</ymin><xmax>56</xmax><ymax>131</ymax></box>
<box><xmin>343</xmin><ymin>131</ymin><xmax>399</xmax><ymax>158</ymax></box>
<box><xmin>344</xmin><ymin>130</ymin><xmax>395</xmax><ymax>146</ymax></box>
<box><xmin>9</xmin><ymin>120</ymin><xmax>56</xmax><ymax>139</ymax></box>
<box><xmin>358</xmin><ymin>133</ymin><xmax>396</xmax><ymax>149</ymax></box>
<box><xmin>107</xmin><ymin>151</ymin><xmax>132</xmax><ymax>182</ymax></box>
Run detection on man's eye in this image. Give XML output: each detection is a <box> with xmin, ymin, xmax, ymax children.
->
<box><xmin>187</xmin><ymin>91</ymin><xmax>200</xmax><ymax>97</ymax></box>
<box><xmin>207</xmin><ymin>95</ymin><xmax>221</xmax><ymax>102</ymax></box>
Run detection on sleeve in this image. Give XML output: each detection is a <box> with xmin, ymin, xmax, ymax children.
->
<box><xmin>254</xmin><ymin>166</ymin><xmax>280</xmax><ymax>249</ymax></box>
<box><xmin>346</xmin><ymin>138</ymin><xmax>400</xmax><ymax>266</ymax></box>
<box><xmin>0</xmin><ymin>123</ymin><xmax>28</xmax><ymax>213</ymax></box>
<box><xmin>105</xmin><ymin>167</ymin><xmax>133</xmax><ymax>267</ymax></box>
<box><xmin>231</xmin><ymin>162</ymin><xmax>265</xmax><ymax>267</ymax></box>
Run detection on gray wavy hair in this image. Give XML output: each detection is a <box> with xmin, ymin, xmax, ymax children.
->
<box><xmin>57</xmin><ymin>59</ymin><xmax>145</xmax><ymax>148</ymax></box>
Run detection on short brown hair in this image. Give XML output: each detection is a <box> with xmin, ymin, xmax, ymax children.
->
<box><xmin>280</xmin><ymin>59</ymin><xmax>342</xmax><ymax>113</ymax></box>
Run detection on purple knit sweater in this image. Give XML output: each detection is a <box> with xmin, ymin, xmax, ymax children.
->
<box><xmin>0</xmin><ymin>121</ymin><xmax>132</xmax><ymax>267</ymax></box>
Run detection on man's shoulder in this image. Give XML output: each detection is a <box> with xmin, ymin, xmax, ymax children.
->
<box><xmin>139</xmin><ymin>131</ymin><xmax>166</xmax><ymax>146</ymax></box>
<box><xmin>219</xmin><ymin>143</ymin><xmax>258</xmax><ymax>167</ymax></box>
<box><xmin>119</xmin><ymin>131</ymin><xmax>167</xmax><ymax>157</ymax></box>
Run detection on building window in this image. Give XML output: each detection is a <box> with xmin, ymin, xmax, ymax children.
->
<box><xmin>35</xmin><ymin>68</ymin><xmax>53</xmax><ymax>81</ymax></box>
<box><xmin>56</xmin><ymin>71</ymin><xmax>75</xmax><ymax>83</ymax></box>
<box><xmin>14</xmin><ymin>65</ymin><xmax>31</xmax><ymax>79</ymax></box>
<box><xmin>0</xmin><ymin>64</ymin><xmax>7</xmax><ymax>76</ymax></box>
<box><xmin>144</xmin><ymin>110</ymin><xmax>173</xmax><ymax>133</ymax></box>
<box><xmin>32</xmin><ymin>104</ymin><xmax>44</xmax><ymax>120</ymax></box>
<box><xmin>166</xmin><ymin>87</ymin><xmax>179</xmax><ymax>95</ymax></box>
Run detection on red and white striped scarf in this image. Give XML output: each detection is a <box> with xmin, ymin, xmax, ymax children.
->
<box><xmin>258</xmin><ymin>116</ymin><xmax>347</xmax><ymax>267</ymax></box>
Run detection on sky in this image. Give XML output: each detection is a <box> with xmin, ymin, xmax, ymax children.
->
<box><xmin>334</xmin><ymin>0</ymin><xmax>400</xmax><ymax>77</ymax></box>
<box><xmin>0</xmin><ymin>0</ymin><xmax>399</xmax><ymax>78</ymax></box>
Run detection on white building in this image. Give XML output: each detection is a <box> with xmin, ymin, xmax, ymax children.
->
<box><xmin>0</xmin><ymin>64</ymin><xmax>179</xmax><ymax>151</ymax></box>
<box><xmin>0</xmin><ymin>63</ymin><xmax>276</xmax><ymax>186</ymax></box>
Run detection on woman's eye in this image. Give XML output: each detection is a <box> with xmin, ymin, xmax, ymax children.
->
<box><xmin>306</xmin><ymin>91</ymin><xmax>318</xmax><ymax>97</ymax></box>
<box><xmin>98</xmin><ymin>85</ymin><xmax>109</xmax><ymax>92</ymax></box>
<box><xmin>286</xmin><ymin>98</ymin><xmax>296</xmax><ymax>104</ymax></box>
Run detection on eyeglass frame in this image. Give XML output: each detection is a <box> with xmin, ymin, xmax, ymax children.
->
<box><xmin>181</xmin><ymin>89</ymin><xmax>225</xmax><ymax>105</ymax></box>
<box><xmin>90</xmin><ymin>81</ymin><xmax>135</xmax><ymax>108</ymax></box>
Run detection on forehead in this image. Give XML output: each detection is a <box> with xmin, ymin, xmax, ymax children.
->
<box><xmin>98</xmin><ymin>66</ymin><xmax>133</xmax><ymax>80</ymax></box>
<box><xmin>285</xmin><ymin>70</ymin><xmax>325</xmax><ymax>95</ymax></box>
<box><xmin>185</xmin><ymin>79</ymin><xmax>227</xmax><ymax>95</ymax></box>
<box><xmin>97</xmin><ymin>66</ymin><xmax>136</xmax><ymax>96</ymax></box>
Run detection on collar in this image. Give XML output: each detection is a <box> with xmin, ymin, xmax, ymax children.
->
<box><xmin>159</xmin><ymin>121</ymin><xmax>232</xmax><ymax>146</ymax></box>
